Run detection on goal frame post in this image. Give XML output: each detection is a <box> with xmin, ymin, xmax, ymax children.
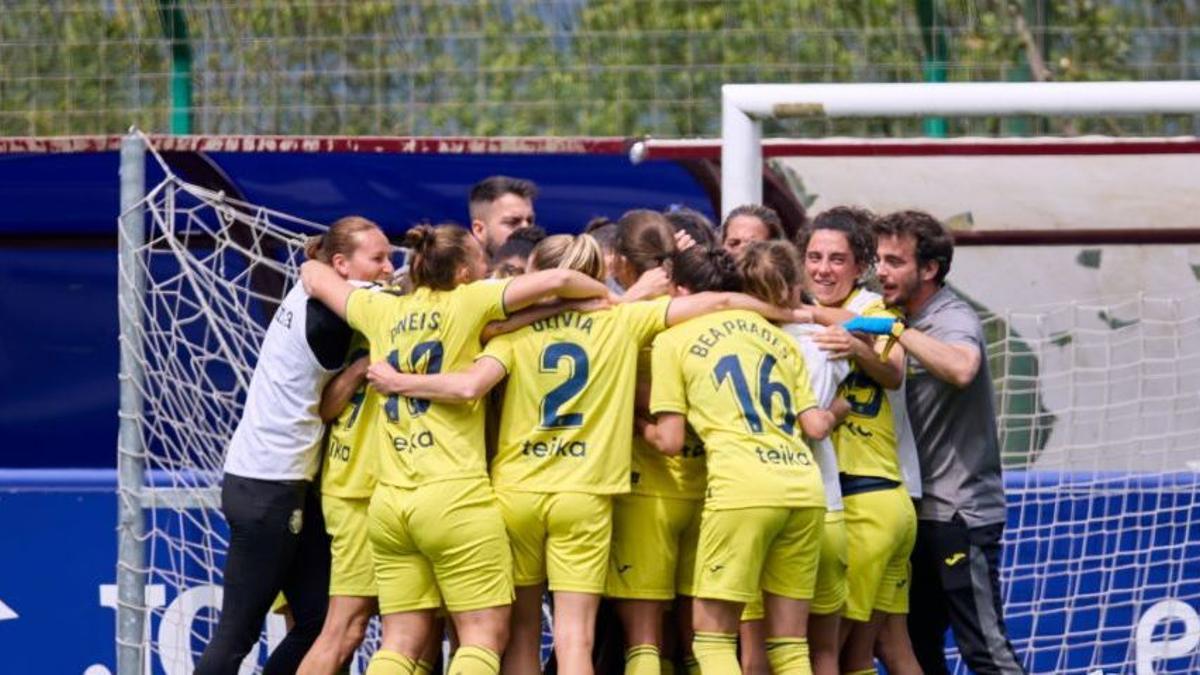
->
<box><xmin>117</xmin><ymin>131</ymin><xmax>148</xmax><ymax>675</ymax></box>
<box><xmin>720</xmin><ymin>81</ymin><xmax>1200</xmax><ymax>218</ymax></box>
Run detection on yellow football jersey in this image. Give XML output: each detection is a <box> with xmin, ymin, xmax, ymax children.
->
<box><xmin>346</xmin><ymin>279</ymin><xmax>510</xmax><ymax>488</ymax></box>
<box><xmin>320</xmin><ymin>333</ymin><xmax>381</xmax><ymax>498</ymax></box>
<box><xmin>481</xmin><ymin>297</ymin><xmax>671</xmax><ymax>494</ymax></box>
<box><xmin>630</xmin><ymin>347</ymin><xmax>706</xmax><ymax>499</ymax></box>
<box><xmin>830</xmin><ymin>288</ymin><xmax>903</xmax><ymax>481</ymax></box>
<box><xmin>650</xmin><ymin>310</ymin><xmax>825</xmax><ymax>510</ymax></box>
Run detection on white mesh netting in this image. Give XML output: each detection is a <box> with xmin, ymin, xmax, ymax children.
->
<box><xmin>117</xmin><ymin>154</ymin><xmax>391</xmax><ymax>673</ymax></box>
<box><xmin>977</xmin><ymin>292</ymin><xmax>1200</xmax><ymax>674</ymax></box>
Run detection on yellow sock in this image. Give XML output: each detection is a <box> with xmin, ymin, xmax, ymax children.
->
<box><xmin>624</xmin><ymin>644</ymin><xmax>661</xmax><ymax>675</ymax></box>
<box><xmin>692</xmin><ymin>631</ymin><xmax>739</xmax><ymax>674</ymax></box>
<box><xmin>661</xmin><ymin>654</ymin><xmax>677</xmax><ymax>675</ymax></box>
<box><xmin>764</xmin><ymin>637</ymin><xmax>811</xmax><ymax>675</ymax></box>
<box><xmin>366</xmin><ymin>649</ymin><xmax>417</xmax><ymax>675</ymax></box>
<box><xmin>414</xmin><ymin>658</ymin><xmax>435</xmax><ymax>675</ymax></box>
<box><xmin>447</xmin><ymin>644</ymin><xmax>500</xmax><ymax>675</ymax></box>
<box><xmin>844</xmin><ymin>670</ymin><xmax>878</xmax><ymax>675</ymax></box>
<box><xmin>683</xmin><ymin>654</ymin><xmax>703</xmax><ymax>675</ymax></box>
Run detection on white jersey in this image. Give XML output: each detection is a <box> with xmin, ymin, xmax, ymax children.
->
<box><xmin>783</xmin><ymin>323</ymin><xmax>851</xmax><ymax>511</ymax></box>
<box><xmin>890</xmin><ymin>379</ymin><xmax>922</xmax><ymax>499</ymax></box>
<box><xmin>845</xmin><ymin>289</ymin><xmax>923</xmax><ymax>499</ymax></box>
<box><xmin>224</xmin><ymin>283</ymin><xmax>352</xmax><ymax>481</ymax></box>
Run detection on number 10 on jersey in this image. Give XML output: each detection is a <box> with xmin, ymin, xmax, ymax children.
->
<box><xmin>384</xmin><ymin>340</ymin><xmax>444</xmax><ymax>422</ymax></box>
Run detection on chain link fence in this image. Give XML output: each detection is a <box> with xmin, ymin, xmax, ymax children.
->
<box><xmin>2</xmin><ymin>0</ymin><xmax>1198</xmax><ymax>138</ymax></box>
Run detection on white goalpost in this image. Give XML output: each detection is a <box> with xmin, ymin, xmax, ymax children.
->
<box><xmin>716</xmin><ymin>81</ymin><xmax>1200</xmax><ymax>675</ymax></box>
<box><xmin>719</xmin><ymin>81</ymin><xmax>1200</xmax><ymax>218</ymax></box>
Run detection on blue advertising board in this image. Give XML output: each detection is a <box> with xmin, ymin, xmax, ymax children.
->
<box><xmin>2</xmin><ymin>470</ymin><xmax>1199</xmax><ymax>674</ymax></box>
<box><xmin>0</xmin><ymin>149</ymin><xmax>716</xmax><ymax>471</ymax></box>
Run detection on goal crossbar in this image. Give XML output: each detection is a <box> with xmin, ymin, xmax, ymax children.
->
<box><xmin>721</xmin><ymin>81</ymin><xmax>1200</xmax><ymax>217</ymax></box>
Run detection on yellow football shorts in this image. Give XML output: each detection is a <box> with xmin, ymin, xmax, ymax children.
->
<box><xmin>812</xmin><ymin>509</ymin><xmax>849</xmax><ymax>615</ymax></box>
<box><xmin>495</xmin><ymin>489</ymin><xmax>612</xmax><ymax>594</ymax></box>
<box><xmin>739</xmin><ymin>510</ymin><xmax>846</xmax><ymax>621</ymax></box>
<box><xmin>842</xmin><ymin>485</ymin><xmax>917</xmax><ymax>621</ymax></box>
<box><xmin>368</xmin><ymin>478</ymin><xmax>514</xmax><ymax>614</ymax></box>
<box><xmin>606</xmin><ymin>493</ymin><xmax>702</xmax><ymax>600</ymax></box>
<box><xmin>694</xmin><ymin>506</ymin><xmax>824</xmax><ymax>604</ymax></box>
<box><xmin>323</xmin><ymin>494</ymin><xmax>377</xmax><ymax>597</ymax></box>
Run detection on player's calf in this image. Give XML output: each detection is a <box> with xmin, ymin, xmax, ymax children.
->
<box><xmin>298</xmin><ymin>595</ymin><xmax>378</xmax><ymax>675</ymax></box>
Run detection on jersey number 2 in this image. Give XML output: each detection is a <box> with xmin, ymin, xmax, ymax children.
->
<box><xmin>540</xmin><ymin>342</ymin><xmax>588</xmax><ymax>428</ymax></box>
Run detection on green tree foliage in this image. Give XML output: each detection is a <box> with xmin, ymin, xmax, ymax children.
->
<box><xmin>0</xmin><ymin>0</ymin><xmax>1195</xmax><ymax>136</ymax></box>
<box><xmin>0</xmin><ymin>2</ymin><xmax>168</xmax><ymax>135</ymax></box>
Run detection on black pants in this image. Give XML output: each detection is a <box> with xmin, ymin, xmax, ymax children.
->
<box><xmin>908</xmin><ymin>518</ymin><xmax>1025</xmax><ymax>675</ymax></box>
<box><xmin>195</xmin><ymin>474</ymin><xmax>331</xmax><ymax>675</ymax></box>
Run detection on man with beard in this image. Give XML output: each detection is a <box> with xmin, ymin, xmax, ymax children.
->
<box><xmin>873</xmin><ymin>211</ymin><xmax>1025</xmax><ymax>675</ymax></box>
<box><xmin>469</xmin><ymin>175</ymin><xmax>537</xmax><ymax>258</ymax></box>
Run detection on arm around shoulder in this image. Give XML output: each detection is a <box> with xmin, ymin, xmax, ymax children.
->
<box><xmin>502</xmin><ymin>268</ymin><xmax>610</xmax><ymax>313</ymax></box>
<box><xmin>301</xmin><ymin>260</ymin><xmax>355</xmax><ymax>320</ymax></box>
<box><xmin>897</xmin><ymin>327</ymin><xmax>981</xmax><ymax>389</ymax></box>
<box><xmin>366</xmin><ymin>358</ymin><xmax>506</xmax><ymax>402</ymax></box>
<box><xmin>664</xmin><ymin>291</ymin><xmax>802</xmax><ymax>327</ymax></box>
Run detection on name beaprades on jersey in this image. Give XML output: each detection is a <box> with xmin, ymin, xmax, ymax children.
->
<box><xmin>531</xmin><ymin>311</ymin><xmax>594</xmax><ymax>335</ymax></box>
<box><xmin>522</xmin><ymin>436</ymin><xmax>587</xmax><ymax>458</ymax></box>
<box><xmin>390</xmin><ymin>310</ymin><xmax>442</xmax><ymax>340</ymax></box>
<box><xmin>688</xmin><ymin>317</ymin><xmax>784</xmax><ymax>358</ymax></box>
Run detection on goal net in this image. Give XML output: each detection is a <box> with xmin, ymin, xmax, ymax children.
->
<box><xmin>712</xmin><ymin>81</ymin><xmax>1200</xmax><ymax>675</ymax></box>
<box><xmin>981</xmin><ymin>294</ymin><xmax>1200</xmax><ymax>674</ymax></box>
<box><xmin>116</xmin><ymin>136</ymin><xmax>390</xmax><ymax>673</ymax></box>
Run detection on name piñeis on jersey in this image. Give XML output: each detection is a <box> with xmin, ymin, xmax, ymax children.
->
<box><xmin>390</xmin><ymin>310</ymin><xmax>441</xmax><ymax>340</ymax></box>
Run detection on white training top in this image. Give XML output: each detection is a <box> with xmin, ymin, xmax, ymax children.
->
<box><xmin>890</xmin><ymin>378</ymin><xmax>922</xmax><ymax>499</ymax></box>
<box><xmin>224</xmin><ymin>283</ymin><xmax>353</xmax><ymax>481</ymax></box>
<box><xmin>844</xmin><ymin>288</ymin><xmax>923</xmax><ymax>500</ymax></box>
<box><xmin>783</xmin><ymin>323</ymin><xmax>851</xmax><ymax>511</ymax></box>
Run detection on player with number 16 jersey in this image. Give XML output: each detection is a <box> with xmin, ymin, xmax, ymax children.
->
<box><xmin>651</xmin><ymin>311</ymin><xmax>825</xmax><ymax>512</ymax></box>
<box><xmin>646</xmin><ymin>243</ymin><xmax>837</xmax><ymax>675</ymax></box>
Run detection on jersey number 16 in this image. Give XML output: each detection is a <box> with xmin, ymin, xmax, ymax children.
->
<box><xmin>713</xmin><ymin>354</ymin><xmax>796</xmax><ymax>435</ymax></box>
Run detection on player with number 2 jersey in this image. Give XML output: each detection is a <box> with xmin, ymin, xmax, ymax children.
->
<box><xmin>301</xmin><ymin>224</ymin><xmax>613</xmax><ymax>675</ymax></box>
